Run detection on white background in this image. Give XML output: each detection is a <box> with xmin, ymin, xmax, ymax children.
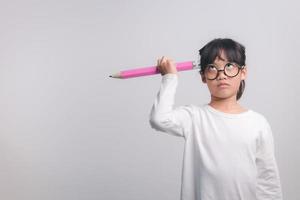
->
<box><xmin>0</xmin><ymin>0</ymin><xmax>299</xmax><ymax>199</ymax></box>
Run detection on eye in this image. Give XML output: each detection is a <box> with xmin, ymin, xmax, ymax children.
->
<box><xmin>225</xmin><ymin>63</ymin><xmax>234</xmax><ymax>68</ymax></box>
<box><xmin>225</xmin><ymin>63</ymin><xmax>236</xmax><ymax>70</ymax></box>
<box><xmin>207</xmin><ymin>65</ymin><xmax>217</xmax><ymax>71</ymax></box>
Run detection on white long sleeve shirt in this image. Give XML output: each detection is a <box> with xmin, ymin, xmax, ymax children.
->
<box><xmin>149</xmin><ymin>73</ymin><xmax>283</xmax><ymax>200</ymax></box>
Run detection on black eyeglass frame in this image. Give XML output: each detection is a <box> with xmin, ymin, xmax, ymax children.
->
<box><xmin>200</xmin><ymin>62</ymin><xmax>245</xmax><ymax>80</ymax></box>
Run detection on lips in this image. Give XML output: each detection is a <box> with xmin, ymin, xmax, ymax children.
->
<box><xmin>217</xmin><ymin>83</ymin><xmax>230</xmax><ymax>87</ymax></box>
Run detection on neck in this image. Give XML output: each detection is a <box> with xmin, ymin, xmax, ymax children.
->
<box><xmin>209</xmin><ymin>95</ymin><xmax>240</xmax><ymax>112</ymax></box>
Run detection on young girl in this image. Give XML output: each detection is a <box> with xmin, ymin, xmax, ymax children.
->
<box><xmin>149</xmin><ymin>38</ymin><xmax>283</xmax><ymax>200</ymax></box>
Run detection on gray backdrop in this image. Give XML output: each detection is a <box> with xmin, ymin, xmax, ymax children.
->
<box><xmin>0</xmin><ymin>0</ymin><xmax>299</xmax><ymax>199</ymax></box>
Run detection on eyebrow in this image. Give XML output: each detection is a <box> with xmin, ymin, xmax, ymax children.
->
<box><xmin>210</xmin><ymin>61</ymin><xmax>232</xmax><ymax>66</ymax></box>
<box><xmin>218</xmin><ymin>56</ymin><xmax>226</xmax><ymax>61</ymax></box>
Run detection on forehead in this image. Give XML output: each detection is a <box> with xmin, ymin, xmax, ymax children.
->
<box><xmin>212</xmin><ymin>50</ymin><xmax>229</xmax><ymax>64</ymax></box>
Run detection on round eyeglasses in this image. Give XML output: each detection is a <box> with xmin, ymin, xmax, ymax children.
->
<box><xmin>201</xmin><ymin>62</ymin><xmax>245</xmax><ymax>80</ymax></box>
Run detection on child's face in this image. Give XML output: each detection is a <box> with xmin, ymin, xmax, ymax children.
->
<box><xmin>201</xmin><ymin>51</ymin><xmax>247</xmax><ymax>100</ymax></box>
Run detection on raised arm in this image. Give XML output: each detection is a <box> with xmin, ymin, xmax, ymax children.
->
<box><xmin>149</xmin><ymin>73</ymin><xmax>193</xmax><ymax>138</ymax></box>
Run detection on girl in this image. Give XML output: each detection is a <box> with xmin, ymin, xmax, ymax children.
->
<box><xmin>149</xmin><ymin>38</ymin><xmax>283</xmax><ymax>200</ymax></box>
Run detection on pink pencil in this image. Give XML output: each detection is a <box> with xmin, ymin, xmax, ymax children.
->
<box><xmin>109</xmin><ymin>61</ymin><xmax>199</xmax><ymax>79</ymax></box>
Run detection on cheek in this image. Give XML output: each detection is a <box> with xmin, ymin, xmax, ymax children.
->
<box><xmin>231</xmin><ymin>78</ymin><xmax>243</xmax><ymax>90</ymax></box>
<box><xmin>235</xmin><ymin>74</ymin><xmax>243</xmax><ymax>83</ymax></box>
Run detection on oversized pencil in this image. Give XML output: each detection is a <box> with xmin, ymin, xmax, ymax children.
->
<box><xmin>109</xmin><ymin>61</ymin><xmax>199</xmax><ymax>79</ymax></box>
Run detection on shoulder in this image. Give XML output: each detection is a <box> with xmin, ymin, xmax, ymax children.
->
<box><xmin>250</xmin><ymin>109</ymin><xmax>268</xmax><ymax>120</ymax></box>
<box><xmin>248</xmin><ymin>109</ymin><xmax>272</xmax><ymax>129</ymax></box>
<box><xmin>173</xmin><ymin>104</ymin><xmax>200</xmax><ymax>120</ymax></box>
<box><xmin>175</xmin><ymin>104</ymin><xmax>196</xmax><ymax>114</ymax></box>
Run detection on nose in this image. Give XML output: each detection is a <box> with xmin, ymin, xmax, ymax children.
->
<box><xmin>216</xmin><ymin>69</ymin><xmax>227</xmax><ymax>80</ymax></box>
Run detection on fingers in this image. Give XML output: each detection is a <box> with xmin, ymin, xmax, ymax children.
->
<box><xmin>157</xmin><ymin>56</ymin><xmax>163</xmax><ymax>66</ymax></box>
<box><xmin>157</xmin><ymin>56</ymin><xmax>171</xmax><ymax>66</ymax></box>
<box><xmin>156</xmin><ymin>56</ymin><xmax>176</xmax><ymax>76</ymax></box>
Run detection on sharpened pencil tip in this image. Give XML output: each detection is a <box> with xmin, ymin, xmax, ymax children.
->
<box><xmin>109</xmin><ymin>72</ymin><xmax>121</xmax><ymax>78</ymax></box>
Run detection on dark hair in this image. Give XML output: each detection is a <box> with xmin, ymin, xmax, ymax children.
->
<box><xmin>198</xmin><ymin>38</ymin><xmax>246</xmax><ymax>100</ymax></box>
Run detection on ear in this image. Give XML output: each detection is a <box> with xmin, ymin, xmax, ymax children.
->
<box><xmin>240</xmin><ymin>65</ymin><xmax>247</xmax><ymax>81</ymax></box>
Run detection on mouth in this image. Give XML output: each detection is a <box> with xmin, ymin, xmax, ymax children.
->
<box><xmin>217</xmin><ymin>83</ymin><xmax>230</xmax><ymax>88</ymax></box>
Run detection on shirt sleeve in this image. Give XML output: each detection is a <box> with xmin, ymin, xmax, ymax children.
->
<box><xmin>148</xmin><ymin>73</ymin><xmax>193</xmax><ymax>139</ymax></box>
<box><xmin>256</xmin><ymin>117</ymin><xmax>283</xmax><ymax>200</ymax></box>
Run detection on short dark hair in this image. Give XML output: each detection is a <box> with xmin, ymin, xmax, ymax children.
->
<box><xmin>198</xmin><ymin>38</ymin><xmax>246</xmax><ymax>100</ymax></box>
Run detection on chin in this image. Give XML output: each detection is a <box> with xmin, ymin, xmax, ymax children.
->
<box><xmin>212</xmin><ymin>92</ymin><xmax>236</xmax><ymax>100</ymax></box>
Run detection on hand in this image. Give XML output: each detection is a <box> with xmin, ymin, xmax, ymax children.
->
<box><xmin>156</xmin><ymin>56</ymin><xmax>177</xmax><ymax>76</ymax></box>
